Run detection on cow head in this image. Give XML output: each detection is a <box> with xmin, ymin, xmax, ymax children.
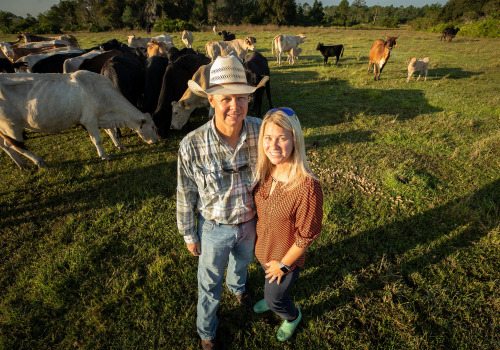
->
<box><xmin>316</xmin><ymin>43</ymin><xmax>323</xmax><ymax>50</ymax></box>
<box><xmin>244</xmin><ymin>37</ymin><xmax>255</xmax><ymax>51</ymax></box>
<box><xmin>136</xmin><ymin>113</ymin><xmax>158</xmax><ymax>144</ymax></box>
<box><xmin>171</xmin><ymin>100</ymin><xmax>191</xmax><ymax>130</ymax></box>
<box><xmin>385</xmin><ymin>35</ymin><xmax>399</xmax><ymax>51</ymax></box>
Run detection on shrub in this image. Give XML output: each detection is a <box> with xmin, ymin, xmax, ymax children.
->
<box><xmin>459</xmin><ymin>19</ymin><xmax>500</xmax><ymax>38</ymax></box>
<box><xmin>89</xmin><ymin>23</ymin><xmax>106</xmax><ymax>33</ymax></box>
<box><xmin>153</xmin><ymin>18</ymin><xmax>196</xmax><ymax>32</ymax></box>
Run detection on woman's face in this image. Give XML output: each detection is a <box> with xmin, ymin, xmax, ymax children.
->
<box><xmin>208</xmin><ymin>94</ymin><xmax>249</xmax><ymax>130</ymax></box>
<box><xmin>263</xmin><ymin>122</ymin><xmax>294</xmax><ymax>167</ymax></box>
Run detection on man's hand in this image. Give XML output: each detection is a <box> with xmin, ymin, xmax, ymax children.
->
<box><xmin>187</xmin><ymin>242</ymin><xmax>201</xmax><ymax>256</ymax></box>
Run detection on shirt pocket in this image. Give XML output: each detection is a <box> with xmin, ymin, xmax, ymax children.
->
<box><xmin>193</xmin><ymin>162</ymin><xmax>224</xmax><ymax>198</ymax></box>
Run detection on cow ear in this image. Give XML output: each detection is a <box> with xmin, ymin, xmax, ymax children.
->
<box><xmin>180</xmin><ymin>101</ymin><xmax>188</xmax><ymax>109</ymax></box>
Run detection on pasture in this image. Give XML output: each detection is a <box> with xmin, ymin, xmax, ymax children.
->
<box><xmin>1</xmin><ymin>27</ymin><xmax>499</xmax><ymax>349</ymax></box>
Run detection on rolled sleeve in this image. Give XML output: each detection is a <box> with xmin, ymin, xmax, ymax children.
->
<box><xmin>295</xmin><ymin>179</ymin><xmax>323</xmax><ymax>248</ymax></box>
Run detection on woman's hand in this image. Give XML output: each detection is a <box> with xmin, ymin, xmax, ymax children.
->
<box><xmin>265</xmin><ymin>260</ymin><xmax>284</xmax><ymax>284</ymax></box>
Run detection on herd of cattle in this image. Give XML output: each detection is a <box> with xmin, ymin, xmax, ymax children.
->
<box><xmin>0</xmin><ymin>27</ymin><xmax>457</xmax><ymax>169</ymax></box>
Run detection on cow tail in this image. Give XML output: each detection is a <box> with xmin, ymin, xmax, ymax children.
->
<box><xmin>0</xmin><ymin>130</ymin><xmax>26</xmax><ymax>149</ymax></box>
<box><xmin>341</xmin><ymin>45</ymin><xmax>344</xmax><ymax>57</ymax></box>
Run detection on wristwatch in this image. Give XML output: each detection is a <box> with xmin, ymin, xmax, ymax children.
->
<box><xmin>279</xmin><ymin>261</ymin><xmax>290</xmax><ymax>273</ymax></box>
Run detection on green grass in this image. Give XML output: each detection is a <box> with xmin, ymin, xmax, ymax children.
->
<box><xmin>1</xmin><ymin>26</ymin><xmax>499</xmax><ymax>349</ymax></box>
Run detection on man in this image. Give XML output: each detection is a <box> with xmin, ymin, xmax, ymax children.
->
<box><xmin>177</xmin><ymin>55</ymin><xmax>268</xmax><ymax>349</ymax></box>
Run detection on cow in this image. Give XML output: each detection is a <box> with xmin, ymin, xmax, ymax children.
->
<box><xmin>63</xmin><ymin>49</ymin><xmax>103</xmax><ymax>73</ymax></box>
<box><xmin>440</xmin><ymin>27</ymin><xmax>459</xmax><ymax>41</ymax></box>
<box><xmin>287</xmin><ymin>47</ymin><xmax>302</xmax><ymax>65</ymax></box>
<box><xmin>128</xmin><ymin>34</ymin><xmax>173</xmax><ymax>49</ymax></box>
<box><xmin>213</xmin><ymin>25</ymin><xmax>219</xmax><ymax>35</ymax></box>
<box><xmin>171</xmin><ymin>62</ymin><xmax>213</xmax><ymax>130</ymax></box>
<box><xmin>181</xmin><ymin>30</ymin><xmax>194</xmax><ymax>48</ymax></box>
<box><xmin>0</xmin><ymin>40</ymin><xmax>72</xmax><ymax>62</ymax></box>
<box><xmin>0</xmin><ymin>71</ymin><xmax>158</xmax><ymax>169</ymax></box>
<box><xmin>147</xmin><ymin>40</ymin><xmax>172</xmax><ymax>57</ymax></box>
<box><xmin>31</xmin><ymin>52</ymin><xmax>85</xmax><ymax>73</ymax></box>
<box><xmin>101</xmin><ymin>53</ymin><xmax>145</xmax><ymax>109</ymax></box>
<box><xmin>367</xmin><ymin>35</ymin><xmax>399</xmax><ymax>81</ymax></box>
<box><xmin>272</xmin><ymin>34</ymin><xmax>306</xmax><ymax>65</ymax></box>
<box><xmin>205</xmin><ymin>37</ymin><xmax>255</xmax><ymax>61</ymax></box>
<box><xmin>14</xmin><ymin>46</ymin><xmax>85</xmax><ymax>72</ymax></box>
<box><xmin>164</xmin><ymin>46</ymin><xmax>197</xmax><ymax>63</ymax></box>
<box><xmin>78</xmin><ymin>49</ymin><xmax>123</xmax><ymax>73</ymax></box>
<box><xmin>243</xmin><ymin>52</ymin><xmax>272</xmax><ymax>118</ymax></box>
<box><xmin>152</xmin><ymin>53</ymin><xmax>211</xmax><ymax>137</ymax></box>
<box><xmin>218</xmin><ymin>30</ymin><xmax>236</xmax><ymax>41</ymax></box>
<box><xmin>20</xmin><ymin>32</ymin><xmax>79</xmax><ymax>48</ymax></box>
<box><xmin>0</xmin><ymin>58</ymin><xmax>26</xmax><ymax>73</ymax></box>
<box><xmin>406</xmin><ymin>57</ymin><xmax>430</xmax><ymax>83</ymax></box>
<box><xmin>142</xmin><ymin>56</ymin><xmax>169</xmax><ymax>114</ymax></box>
<box><xmin>316</xmin><ymin>43</ymin><xmax>344</xmax><ymax>65</ymax></box>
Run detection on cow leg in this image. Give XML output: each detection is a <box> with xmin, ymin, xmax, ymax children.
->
<box><xmin>424</xmin><ymin>69</ymin><xmax>428</xmax><ymax>81</ymax></box>
<box><xmin>367</xmin><ymin>61</ymin><xmax>372</xmax><ymax>73</ymax></box>
<box><xmin>324</xmin><ymin>56</ymin><xmax>328</xmax><ymax>65</ymax></box>
<box><xmin>85</xmin><ymin>124</ymin><xmax>110</xmax><ymax>161</ymax></box>
<box><xmin>0</xmin><ymin>139</ymin><xmax>30</xmax><ymax>169</ymax></box>
<box><xmin>0</xmin><ymin>139</ymin><xmax>48</xmax><ymax>169</ymax></box>
<box><xmin>104</xmin><ymin>129</ymin><xmax>126</xmax><ymax>150</ymax></box>
<box><xmin>417</xmin><ymin>72</ymin><xmax>422</xmax><ymax>81</ymax></box>
<box><xmin>336</xmin><ymin>55</ymin><xmax>340</xmax><ymax>65</ymax></box>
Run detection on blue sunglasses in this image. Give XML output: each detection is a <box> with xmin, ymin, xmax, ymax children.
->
<box><xmin>267</xmin><ymin>107</ymin><xmax>295</xmax><ymax>116</ymax></box>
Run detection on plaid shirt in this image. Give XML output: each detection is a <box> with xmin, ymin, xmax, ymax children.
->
<box><xmin>177</xmin><ymin>116</ymin><xmax>262</xmax><ymax>244</ymax></box>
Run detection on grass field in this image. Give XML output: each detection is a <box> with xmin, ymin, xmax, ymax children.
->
<box><xmin>0</xmin><ymin>26</ymin><xmax>499</xmax><ymax>349</ymax></box>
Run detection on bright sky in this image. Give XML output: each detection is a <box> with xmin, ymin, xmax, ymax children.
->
<box><xmin>1</xmin><ymin>0</ymin><xmax>448</xmax><ymax>17</ymax></box>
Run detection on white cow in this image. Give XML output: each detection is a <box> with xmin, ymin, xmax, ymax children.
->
<box><xmin>16</xmin><ymin>46</ymin><xmax>85</xmax><ymax>72</ymax></box>
<box><xmin>205</xmin><ymin>37</ymin><xmax>255</xmax><ymax>61</ymax></box>
<box><xmin>171</xmin><ymin>63</ymin><xmax>215</xmax><ymax>130</ymax></box>
<box><xmin>213</xmin><ymin>25</ymin><xmax>219</xmax><ymax>35</ymax></box>
<box><xmin>0</xmin><ymin>71</ymin><xmax>158</xmax><ymax>169</ymax></box>
<box><xmin>271</xmin><ymin>34</ymin><xmax>306</xmax><ymax>65</ymax></box>
<box><xmin>181</xmin><ymin>30</ymin><xmax>194</xmax><ymax>48</ymax></box>
<box><xmin>0</xmin><ymin>40</ymin><xmax>72</xmax><ymax>62</ymax></box>
<box><xmin>127</xmin><ymin>34</ymin><xmax>174</xmax><ymax>49</ymax></box>
<box><xmin>63</xmin><ymin>49</ymin><xmax>103</xmax><ymax>73</ymax></box>
<box><xmin>287</xmin><ymin>47</ymin><xmax>302</xmax><ymax>65</ymax></box>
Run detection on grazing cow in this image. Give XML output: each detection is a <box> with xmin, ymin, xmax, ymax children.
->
<box><xmin>205</xmin><ymin>37</ymin><xmax>255</xmax><ymax>61</ymax></box>
<box><xmin>0</xmin><ymin>71</ymin><xmax>158</xmax><ymax>169</ymax></box>
<box><xmin>63</xmin><ymin>49</ymin><xmax>103</xmax><ymax>73</ymax></box>
<box><xmin>78</xmin><ymin>49</ymin><xmax>123</xmax><ymax>73</ymax></box>
<box><xmin>272</xmin><ymin>34</ymin><xmax>306</xmax><ymax>65</ymax></box>
<box><xmin>152</xmin><ymin>54</ymin><xmax>211</xmax><ymax>137</ymax></box>
<box><xmin>0</xmin><ymin>40</ymin><xmax>72</xmax><ymax>62</ymax></box>
<box><xmin>15</xmin><ymin>47</ymin><xmax>85</xmax><ymax>72</ymax></box>
<box><xmin>171</xmin><ymin>63</ymin><xmax>213</xmax><ymax>130</ymax></box>
<box><xmin>20</xmin><ymin>32</ymin><xmax>79</xmax><ymax>48</ymax></box>
<box><xmin>440</xmin><ymin>27</ymin><xmax>459</xmax><ymax>41</ymax></box>
<box><xmin>218</xmin><ymin>30</ymin><xmax>236</xmax><ymax>41</ymax></box>
<box><xmin>367</xmin><ymin>35</ymin><xmax>399</xmax><ymax>81</ymax></box>
<box><xmin>406</xmin><ymin>57</ymin><xmax>430</xmax><ymax>83</ymax></box>
<box><xmin>31</xmin><ymin>52</ymin><xmax>84</xmax><ymax>73</ymax></box>
<box><xmin>164</xmin><ymin>46</ymin><xmax>197</xmax><ymax>63</ymax></box>
<box><xmin>0</xmin><ymin>58</ymin><xmax>26</xmax><ymax>73</ymax></box>
<box><xmin>316</xmin><ymin>43</ymin><xmax>344</xmax><ymax>65</ymax></box>
<box><xmin>181</xmin><ymin>30</ymin><xmax>194</xmax><ymax>48</ymax></box>
<box><xmin>213</xmin><ymin>25</ymin><xmax>219</xmax><ymax>35</ymax></box>
<box><xmin>142</xmin><ymin>56</ymin><xmax>169</xmax><ymax>114</ymax></box>
<box><xmin>287</xmin><ymin>47</ymin><xmax>302</xmax><ymax>65</ymax></box>
<box><xmin>147</xmin><ymin>40</ymin><xmax>173</xmax><ymax>57</ymax></box>
<box><xmin>243</xmin><ymin>52</ymin><xmax>272</xmax><ymax>118</ymax></box>
<box><xmin>128</xmin><ymin>34</ymin><xmax>173</xmax><ymax>49</ymax></box>
<box><xmin>101</xmin><ymin>53</ymin><xmax>145</xmax><ymax>109</ymax></box>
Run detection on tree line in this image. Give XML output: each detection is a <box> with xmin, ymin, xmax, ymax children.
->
<box><xmin>0</xmin><ymin>0</ymin><xmax>498</xmax><ymax>35</ymax></box>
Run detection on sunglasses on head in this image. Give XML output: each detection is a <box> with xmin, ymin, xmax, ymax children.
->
<box><xmin>267</xmin><ymin>107</ymin><xmax>295</xmax><ymax>116</ymax></box>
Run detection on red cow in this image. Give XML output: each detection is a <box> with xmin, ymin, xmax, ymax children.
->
<box><xmin>367</xmin><ymin>35</ymin><xmax>399</xmax><ymax>81</ymax></box>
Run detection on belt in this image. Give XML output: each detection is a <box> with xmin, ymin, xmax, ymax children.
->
<box><xmin>210</xmin><ymin>216</ymin><xmax>254</xmax><ymax>227</ymax></box>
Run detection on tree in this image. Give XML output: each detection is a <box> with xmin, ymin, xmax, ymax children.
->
<box><xmin>337</xmin><ymin>0</ymin><xmax>350</xmax><ymax>26</ymax></box>
<box><xmin>0</xmin><ymin>11</ymin><xmax>18</xmax><ymax>33</ymax></box>
<box><xmin>308</xmin><ymin>0</ymin><xmax>324</xmax><ymax>24</ymax></box>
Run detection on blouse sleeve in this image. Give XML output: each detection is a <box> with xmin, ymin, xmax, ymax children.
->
<box><xmin>294</xmin><ymin>178</ymin><xmax>323</xmax><ymax>248</ymax></box>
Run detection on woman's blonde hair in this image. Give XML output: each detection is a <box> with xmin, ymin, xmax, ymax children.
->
<box><xmin>255</xmin><ymin>108</ymin><xmax>316</xmax><ymax>190</ymax></box>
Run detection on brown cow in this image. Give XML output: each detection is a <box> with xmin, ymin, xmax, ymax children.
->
<box><xmin>367</xmin><ymin>35</ymin><xmax>399</xmax><ymax>81</ymax></box>
<box><xmin>147</xmin><ymin>40</ymin><xmax>173</xmax><ymax>57</ymax></box>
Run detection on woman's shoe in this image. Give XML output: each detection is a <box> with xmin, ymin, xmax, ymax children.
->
<box><xmin>253</xmin><ymin>299</ymin><xmax>270</xmax><ymax>313</ymax></box>
<box><xmin>276</xmin><ymin>306</ymin><xmax>302</xmax><ymax>341</ymax></box>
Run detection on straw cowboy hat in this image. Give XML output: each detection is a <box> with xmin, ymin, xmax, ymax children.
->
<box><xmin>188</xmin><ymin>55</ymin><xmax>269</xmax><ymax>98</ymax></box>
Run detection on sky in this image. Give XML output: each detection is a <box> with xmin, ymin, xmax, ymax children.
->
<box><xmin>1</xmin><ymin>0</ymin><xmax>448</xmax><ymax>18</ymax></box>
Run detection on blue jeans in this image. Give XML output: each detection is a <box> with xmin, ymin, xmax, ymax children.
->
<box><xmin>262</xmin><ymin>265</ymin><xmax>301</xmax><ymax>320</ymax></box>
<box><xmin>196</xmin><ymin>213</ymin><xmax>256</xmax><ymax>341</ymax></box>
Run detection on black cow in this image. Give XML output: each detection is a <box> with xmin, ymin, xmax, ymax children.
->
<box><xmin>243</xmin><ymin>52</ymin><xmax>273</xmax><ymax>118</ymax></box>
<box><xmin>152</xmin><ymin>53</ymin><xmax>211</xmax><ymax>138</ymax></box>
<box><xmin>440</xmin><ymin>27</ymin><xmax>460</xmax><ymax>41</ymax></box>
<box><xmin>31</xmin><ymin>52</ymin><xmax>83</xmax><ymax>73</ymax></box>
<box><xmin>0</xmin><ymin>58</ymin><xmax>26</xmax><ymax>73</ymax></box>
<box><xmin>165</xmin><ymin>46</ymin><xmax>197</xmax><ymax>63</ymax></box>
<box><xmin>142</xmin><ymin>56</ymin><xmax>169</xmax><ymax>114</ymax></box>
<box><xmin>101</xmin><ymin>53</ymin><xmax>145</xmax><ymax>109</ymax></box>
<box><xmin>218</xmin><ymin>30</ymin><xmax>236</xmax><ymax>41</ymax></box>
<box><xmin>79</xmin><ymin>49</ymin><xmax>123</xmax><ymax>73</ymax></box>
<box><xmin>316</xmin><ymin>43</ymin><xmax>344</xmax><ymax>65</ymax></box>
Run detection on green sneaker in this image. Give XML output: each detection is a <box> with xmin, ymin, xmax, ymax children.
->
<box><xmin>276</xmin><ymin>306</ymin><xmax>302</xmax><ymax>342</ymax></box>
<box><xmin>253</xmin><ymin>299</ymin><xmax>270</xmax><ymax>313</ymax></box>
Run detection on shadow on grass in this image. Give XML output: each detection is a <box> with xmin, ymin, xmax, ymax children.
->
<box><xmin>432</xmin><ymin>68</ymin><xmax>484</xmax><ymax>79</ymax></box>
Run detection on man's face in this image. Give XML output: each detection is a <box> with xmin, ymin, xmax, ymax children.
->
<box><xmin>208</xmin><ymin>94</ymin><xmax>249</xmax><ymax>131</ymax></box>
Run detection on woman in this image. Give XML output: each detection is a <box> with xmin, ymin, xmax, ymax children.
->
<box><xmin>253</xmin><ymin>107</ymin><xmax>323</xmax><ymax>341</ymax></box>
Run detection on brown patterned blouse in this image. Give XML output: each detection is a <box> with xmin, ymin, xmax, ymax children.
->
<box><xmin>254</xmin><ymin>175</ymin><xmax>323</xmax><ymax>271</ymax></box>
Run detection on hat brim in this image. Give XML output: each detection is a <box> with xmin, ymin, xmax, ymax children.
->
<box><xmin>188</xmin><ymin>76</ymin><xmax>269</xmax><ymax>98</ymax></box>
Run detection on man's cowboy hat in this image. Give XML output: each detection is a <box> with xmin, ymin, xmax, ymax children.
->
<box><xmin>188</xmin><ymin>55</ymin><xmax>269</xmax><ymax>98</ymax></box>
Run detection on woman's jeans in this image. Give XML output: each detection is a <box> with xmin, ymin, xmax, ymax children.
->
<box><xmin>196</xmin><ymin>213</ymin><xmax>256</xmax><ymax>341</ymax></box>
<box><xmin>263</xmin><ymin>265</ymin><xmax>301</xmax><ymax>320</ymax></box>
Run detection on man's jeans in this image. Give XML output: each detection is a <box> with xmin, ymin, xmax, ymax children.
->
<box><xmin>196</xmin><ymin>213</ymin><xmax>256</xmax><ymax>341</ymax></box>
